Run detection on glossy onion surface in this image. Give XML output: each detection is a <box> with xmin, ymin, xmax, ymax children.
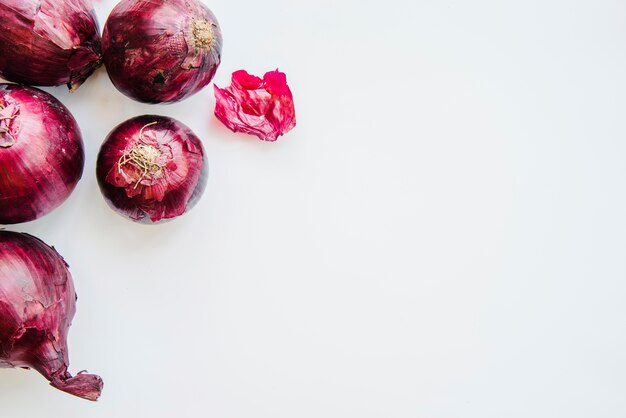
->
<box><xmin>96</xmin><ymin>115</ymin><xmax>208</xmax><ymax>223</ymax></box>
<box><xmin>102</xmin><ymin>0</ymin><xmax>222</xmax><ymax>103</ymax></box>
<box><xmin>0</xmin><ymin>231</ymin><xmax>103</xmax><ymax>401</ymax></box>
<box><xmin>0</xmin><ymin>0</ymin><xmax>102</xmax><ymax>91</ymax></box>
<box><xmin>0</xmin><ymin>84</ymin><xmax>85</xmax><ymax>224</ymax></box>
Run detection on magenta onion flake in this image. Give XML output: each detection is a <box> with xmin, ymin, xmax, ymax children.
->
<box><xmin>102</xmin><ymin>0</ymin><xmax>222</xmax><ymax>103</ymax></box>
<box><xmin>0</xmin><ymin>231</ymin><xmax>103</xmax><ymax>401</ymax></box>
<box><xmin>0</xmin><ymin>0</ymin><xmax>102</xmax><ymax>91</ymax></box>
<box><xmin>96</xmin><ymin>115</ymin><xmax>208</xmax><ymax>223</ymax></box>
<box><xmin>0</xmin><ymin>84</ymin><xmax>85</xmax><ymax>225</ymax></box>
<box><xmin>214</xmin><ymin>69</ymin><xmax>297</xmax><ymax>141</ymax></box>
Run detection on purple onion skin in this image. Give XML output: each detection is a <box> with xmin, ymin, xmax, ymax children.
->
<box><xmin>102</xmin><ymin>0</ymin><xmax>222</xmax><ymax>104</ymax></box>
<box><xmin>96</xmin><ymin>115</ymin><xmax>208</xmax><ymax>224</ymax></box>
<box><xmin>0</xmin><ymin>0</ymin><xmax>102</xmax><ymax>91</ymax></box>
<box><xmin>0</xmin><ymin>84</ymin><xmax>85</xmax><ymax>224</ymax></box>
<box><xmin>0</xmin><ymin>231</ymin><xmax>103</xmax><ymax>401</ymax></box>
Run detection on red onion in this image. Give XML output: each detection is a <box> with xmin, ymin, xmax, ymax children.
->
<box><xmin>102</xmin><ymin>0</ymin><xmax>222</xmax><ymax>103</ymax></box>
<box><xmin>0</xmin><ymin>0</ymin><xmax>102</xmax><ymax>91</ymax></box>
<box><xmin>96</xmin><ymin>115</ymin><xmax>207</xmax><ymax>223</ymax></box>
<box><xmin>0</xmin><ymin>84</ymin><xmax>85</xmax><ymax>225</ymax></box>
<box><xmin>0</xmin><ymin>231</ymin><xmax>103</xmax><ymax>401</ymax></box>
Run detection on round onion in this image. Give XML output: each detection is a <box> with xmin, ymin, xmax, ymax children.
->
<box><xmin>96</xmin><ymin>115</ymin><xmax>208</xmax><ymax>223</ymax></box>
<box><xmin>102</xmin><ymin>0</ymin><xmax>222</xmax><ymax>104</ymax></box>
<box><xmin>0</xmin><ymin>84</ymin><xmax>85</xmax><ymax>224</ymax></box>
<box><xmin>0</xmin><ymin>230</ymin><xmax>103</xmax><ymax>401</ymax></box>
<box><xmin>0</xmin><ymin>0</ymin><xmax>102</xmax><ymax>91</ymax></box>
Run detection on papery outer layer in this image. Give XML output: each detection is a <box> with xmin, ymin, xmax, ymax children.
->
<box><xmin>0</xmin><ymin>84</ymin><xmax>85</xmax><ymax>224</ymax></box>
<box><xmin>96</xmin><ymin>115</ymin><xmax>208</xmax><ymax>223</ymax></box>
<box><xmin>0</xmin><ymin>231</ymin><xmax>103</xmax><ymax>401</ymax></box>
<box><xmin>213</xmin><ymin>69</ymin><xmax>296</xmax><ymax>141</ymax></box>
<box><xmin>0</xmin><ymin>0</ymin><xmax>102</xmax><ymax>90</ymax></box>
<box><xmin>102</xmin><ymin>0</ymin><xmax>222</xmax><ymax>103</ymax></box>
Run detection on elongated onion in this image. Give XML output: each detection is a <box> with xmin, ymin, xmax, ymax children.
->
<box><xmin>0</xmin><ymin>231</ymin><xmax>103</xmax><ymax>401</ymax></box>
<box><xmin>0</xmin><ymin>0</ymin><xmax>102</xmax><ymax>90</ymax></box>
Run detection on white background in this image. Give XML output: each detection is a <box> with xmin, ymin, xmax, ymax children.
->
<box><xmin>1</xmin><ymin>0</ymin><xmax>626</xmax><ymax>416</ymax></box>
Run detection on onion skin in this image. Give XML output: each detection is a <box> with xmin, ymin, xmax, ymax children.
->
<box><xmin>214</xmin><ymin>70</ymin><xmax>296</xmax><ymax>141</ymax></box>
<box><xmin>0</xmin><ymin>84</ymin><xmax>85</xmax><ymax>225</ymax></box>
<box><xmin>0</xmin><ymin>231</ymin><xmax>103</xmax><ymax>401</ymax></box>
<box><xmin>102</xmin><ymin>0</ymin><xmax>222</xmax><ymax>104</ymax></box>
<box><xmin>0</xmin><ymin>0</ymin><xmax>102</xmax><ymax>91</ymax></box>
<box><xmin>96</xmin><ymin>115</ymin><xmax>208</xmax><ymax>223</ymax></box>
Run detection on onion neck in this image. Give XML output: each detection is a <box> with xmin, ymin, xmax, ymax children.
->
<box><xmin>67</xmin><ymin>45</ymin><xmax>103</xmax><ymax>92</ymax></box>
<box><xmin>49</xmin><ymin>370</ymin><xmax>104</xmax><ymax>401</ymax></box>
<box><xmin>36</xmin><ymin>341</ymin><xmax>103</xmax><ymax>401</ymax></box>
<box><xmin>13</xmin><ymin>328</ymin><xmax>102</xmax><ymax>401</ymax></box>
